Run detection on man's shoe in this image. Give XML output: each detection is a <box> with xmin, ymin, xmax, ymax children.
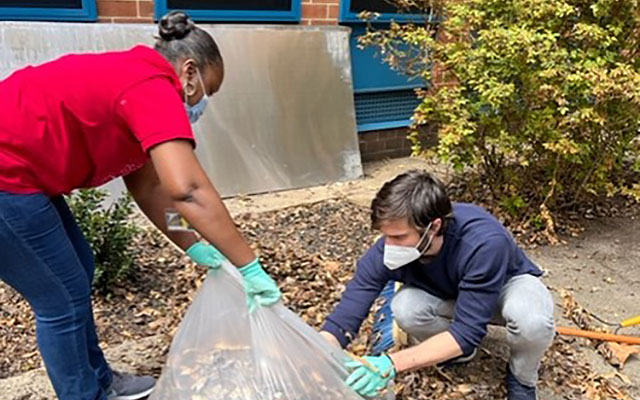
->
<box><xmin>506</xmin><ymin>366</ymin><xmax>537</xmax><ymax>400</ymax></box>
<box><xmin>436</xmin><ymin>348</ymin><xmax>478</xmax><ymax>368</ymax></box>
<box><xmin>106</xmin><ymin>371</ymin><xmax>155</xmax><ymax>400</ymax></box>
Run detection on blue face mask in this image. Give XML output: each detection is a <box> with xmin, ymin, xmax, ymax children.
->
<box><xmin>184</xmin><ymin>69</ymin><xmax>209</xmax><ymax>124</ymax></box>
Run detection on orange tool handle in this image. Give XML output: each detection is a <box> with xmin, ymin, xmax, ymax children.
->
<box><xmin>557</xmin><ymin>326</ymin><xmax>640</xmax><ymax>345</ymax></box>
<box><xmin>620</xmin><ymin>315</ymin><xmax>640</xmax><ymax>328</ymax></box>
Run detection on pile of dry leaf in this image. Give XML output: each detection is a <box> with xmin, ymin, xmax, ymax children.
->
<box><xmin>0</xmin><ymin>198</ymin><xmax>637</xmax><ymax>399</ymax></box>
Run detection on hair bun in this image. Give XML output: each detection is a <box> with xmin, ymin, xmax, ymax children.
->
<box><xmin>158</xmin><ymin>11</ymin><xmax>195</xmax><ymax>41</ymax></box>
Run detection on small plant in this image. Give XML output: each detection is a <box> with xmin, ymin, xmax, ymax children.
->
<box><xmin>66</xmin><ymin>189</ymin><xmax>139</xmax><ymax>294</ymax></box>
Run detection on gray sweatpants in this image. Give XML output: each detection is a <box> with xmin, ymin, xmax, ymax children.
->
<box><xmin>390</xmin><ymin>274</ymin><xmax>554</xmax><ymax>387</ymax></box>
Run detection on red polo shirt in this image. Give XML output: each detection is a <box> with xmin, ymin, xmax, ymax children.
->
<box><xmin>0</xmin><ymin>45</ymin><xmax>194</xmax><ymax>196</ymax></box>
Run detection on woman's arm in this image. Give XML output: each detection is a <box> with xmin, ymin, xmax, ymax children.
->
<box><xmin>145</xmin><ymin>139</ymin><xmax>255</xmax><ymax>267</ymax></box>
<box><xmin>123</xmin><ymin>161</ymin><xmax>198</xmax><ymax>251</ymax></box>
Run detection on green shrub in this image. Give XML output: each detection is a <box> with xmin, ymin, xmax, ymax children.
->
<box><xmin>360</xmin><ymin>0</ymin><xmax>640</xmax><ymax>232</ymax></box>
<box><xmin>66</xmin><ymin>189</ymin><xmax>139</xmax><ymax>294</ymax></box>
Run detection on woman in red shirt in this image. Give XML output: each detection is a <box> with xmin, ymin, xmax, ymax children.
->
<box><xmin>0</xmin><ymin>11</ymin><xmax>280</xmax><ymax>400</ymax></box>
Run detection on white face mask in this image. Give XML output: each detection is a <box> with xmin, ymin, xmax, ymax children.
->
<box><xmin>383</xmin><ymin>222</ymin><xmax>434</xmax><ymax>270</ymax></box>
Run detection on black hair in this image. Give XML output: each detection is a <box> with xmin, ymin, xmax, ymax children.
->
<box><xmin>371</xmin><ymin>170</ymin><xmax>452</xmax><ymax>235</ymax></box>
<box><xmin>154</xmin><ymin>11</ymin><xmax>223</xmax><ymax>69</ymax></box>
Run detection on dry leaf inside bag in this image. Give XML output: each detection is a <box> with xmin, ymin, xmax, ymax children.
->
<box><xmin>150</xmin><ymin>262</ymin><xmax>395</xmax><ymax>400</ymax></box>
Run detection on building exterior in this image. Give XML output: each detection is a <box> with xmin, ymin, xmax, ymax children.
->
<box><xmin>0</xmin><ymin>0</ymin><xmax>433</xmax><ymax>161</ymax></box>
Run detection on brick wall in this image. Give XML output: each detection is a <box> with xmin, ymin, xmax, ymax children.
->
<box><xmin>96</xmin><ymin>0</ymin><xmax>340</xmax><ymax>25</ymax></box>
<box><xmin>359</xmin><ymin>128</ymin><xmax>411</xmax><ymax>162</ymax></box>
<box><xmin>359</xmin><ymin>126</ymin><xmax>436</xmax><ymax>162</ymax></box>
<box><xmin>97</xmin><ymin>0</ymin><xmax>153</xmax><ymax>23</ymax></box>
<box><xmin>301</xmin><ymin>0</ymin><xmax>339</xmax><ymax>26</ymax></box>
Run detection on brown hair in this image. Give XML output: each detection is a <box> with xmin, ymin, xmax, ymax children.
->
<box><xmin>371</xmin><ymin>170</ymin><xmax>452</xmax><ymax>234</ymax></box>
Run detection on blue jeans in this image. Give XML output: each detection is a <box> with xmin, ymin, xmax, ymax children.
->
<box><xmin>0</xmin><ymin>192</ymin><xmax>112</xmax><ymax>400</ymax></box>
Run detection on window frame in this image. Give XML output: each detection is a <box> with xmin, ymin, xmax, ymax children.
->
<box><xmin>0</xmin><ymin>0</ymin><xmax>97</xmax><ymax>22</ymax></box>
<box><xmin>339</xmin><ymin>0</ymin><xmax>432</xmax><ymax>23</ymax></box>
<box><xmin>154</xmin><ymin>0</ymin><xmax>302</xmax><ymax>22</ymax></box>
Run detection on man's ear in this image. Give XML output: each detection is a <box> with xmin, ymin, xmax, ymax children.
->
<box><xmin>431</xmin><ymin>218</ymin><xmax>443</xmax><ymax>235</ymax></box>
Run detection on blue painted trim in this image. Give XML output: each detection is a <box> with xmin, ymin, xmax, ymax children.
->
<box><xmin>354</xmin><ymin>83</ymin><xmax>423</xmax><ymax>94</ymax></box>
<box><xmin>0</xmin><ymin>0</ymin><xmax>97</xmax><ymax>21</ymax></box>
<box><xmin>339</xmin><ymin>0</ymin><xmax>437</xmax><ymax>24</ymax></box>
<box><xmin>348</xmin><ymin>23</ymin><xmax>430</xmax><ymax>92</ymax></box>
<box><xmin>155</xmin><ymin>1</ymin><xmax>301</xmax><ymax>22</ymax></box>
<box><xmin>358</xmin><ymin>119</ymin><xmax>412</xmax><ymax>132</ymax></box>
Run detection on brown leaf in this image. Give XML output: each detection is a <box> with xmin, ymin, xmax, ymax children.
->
<box><xmin>148</xmin><ymin>318</ymin><xmax>167</xmax><ymax>331</ymax></box>
<box><xmin>323</xmin><ymin>261</ymin><xmax>341</xmax><ymax>274</ymax></box>
<box><xmin>455</xmin><ymin>383</ymin><xmax>473</xmax><ymax>396</ymax></box>
<box><xmin>602</xmin><ymin>342</ymin><xmax>640</xmax><ymax>368</ymax></box>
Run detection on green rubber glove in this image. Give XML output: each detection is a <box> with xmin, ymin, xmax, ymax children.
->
<box><xmin>345</xmin><ymin>354</ymin><xmax>396</xmax><ymax>398</ymax></box>
<box><xmin>186</xmin><ymin>243</ymin><xmax>226</xmax><ymax>269</ymax></box>
<box><xmin>238</xmin><ymin>258</ymin><xmax>281</xmax><ymax>313</ymax></box>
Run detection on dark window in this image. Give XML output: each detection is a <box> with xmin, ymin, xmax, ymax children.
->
<box><xmin>156</xmin><ymin>0</ymin><xmax>300</xmax><ymax>22</ymax></box>
<box><xmin>0</xmin><ymin>0</ymin><xmax>96</xmax><ymax>21</ymax></box>
<box><xmin>0</xmin><ymin>0</ymin><xmax>82</xmax><ymax>8</ymax></box>
<box><xmin>167</xmin><ymin>0</ymin><xmax>292</xmax><ymax>11</ymax></box>
<box><xmin>348</xmin><ymin>0</ymin><xmax>420</xmax><ymax>15</ymax></box>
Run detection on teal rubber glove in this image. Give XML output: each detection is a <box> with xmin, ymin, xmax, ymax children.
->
<box><xmin>238</xmin><ymin>258</ymin><xmax>281</xmax><ymax>313</ymax></box>
<box><xmin>345</xmin><ymin>354</ymin><xmax>396</xmax><ymax>398</ymax></box>
<box><xmin>186</xmin><ymin>243</ymin><xmax>226</xmax><ymax>269</ymax></box>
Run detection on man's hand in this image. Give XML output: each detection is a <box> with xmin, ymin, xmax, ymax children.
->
<box><xmin>186</xmin><ymin>242</ymin><xmax>226</xmax><ymax>269</ymax></box>
<box><xmin>345</xmin><ymin>354</ymin><xmax>396</xmax><ymax>397</ymax></box>
<box><xmin>320</xmin><ymin>331</ymin><xmax>341</xmax><ymax>348</ymax></box>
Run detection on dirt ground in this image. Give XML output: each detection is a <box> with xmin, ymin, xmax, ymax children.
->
<box><xmin>530</xmin><ymin>215</ymin><xmax>640</xmax><ymax>388</ymax></box>
<box><xmin>1</xmin><ymin>157</ymin><xmax>638</xmax><ymax>399</ymax></box>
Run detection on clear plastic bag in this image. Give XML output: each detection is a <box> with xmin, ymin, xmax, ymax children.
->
<box><xmin>150</xmin><ymin>262</ymin><xmax>395</xmax><ymax>400</ymax></box>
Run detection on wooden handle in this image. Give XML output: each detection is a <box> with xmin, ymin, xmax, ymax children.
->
<box><xmin>557</xmin><ymin>326</ymin><xmax>640</xmax><ymax>345</ymax></box>
<box><xmin>620</xmin><ymin>315</ymin><xmax>640</xmax><ymax>328</ymax></box>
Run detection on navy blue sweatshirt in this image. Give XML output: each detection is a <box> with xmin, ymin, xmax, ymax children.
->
<box><xmin>322</xmin><ymin>203</ymin><xmax>542</xmax><ymax>354</ymax></box>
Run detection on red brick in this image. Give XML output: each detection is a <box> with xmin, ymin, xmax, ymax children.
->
<box><xmin>300</xmin><ymin>19</ymin><xmax>313</xmax><ymax>25</ymax></box>
<box><xmin>302</xmin><ymin>4</ymin><xmax>328</xmax><ymax>19</ymax></box>
<box><xmin>367</xmin><ymin>140</ymin><xmax>385</xmax><ymax>153</ymax></box>
<box><xmin>385</xmin><ymin>138</ymin><xmax>408</xmax><ymax>150</ymax></box>
<box><xmin>310</xmin><ymin>19</ymin><xmax>338</xmax><ymax>25</ymax></box>
<box><xmin>97</xmin><ymin>0</ymin><xmax>137</xmax><ymax>17</ymax></box>
<box><xmin>138</xmin><ymin>1</ymin><xmax>154</xmax><ymax>17</ymax></box>
<box><xmin>312</xmin><ymin>0</ymin><xmax>339</xmax><ymax>3</ymax></box>
<box><xmin>359</xmin><ymin>127</ymin><xmax>419</xmax><ymax>162</ymax></box>
<box><xmin>111</xmin><ymin>16</ymin><xmax>153</xmax><ymax>23</ymax></box>
<box><xmin>328</xmin><ymin>4</ymin><xmax>339</xmax><ymax>18</ymax></box>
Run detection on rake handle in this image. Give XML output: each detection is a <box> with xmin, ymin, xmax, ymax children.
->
<box><xmin>621</xmin><ymin>315</ymin><xmax>640</xmax><ymax>328</ymax></box>
<box><xmin>557</xmin><ymin>326</ymin><xmax>640</xmax><ymax>345</ymax></box>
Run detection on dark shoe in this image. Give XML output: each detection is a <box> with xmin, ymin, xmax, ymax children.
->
<box><xmin>506</xmin><ymin>366</ymin><xmax>537</xmax><ymax>400</ymax></box>
<box><xmin>436</xmin><ymin>348</ymin><xmax>478</xmax><ymax>368</ymax></box>
<box><xmin>106</xmin><ymin>371</ymin><xmax>155</xmax><ymax>400</ymax></box>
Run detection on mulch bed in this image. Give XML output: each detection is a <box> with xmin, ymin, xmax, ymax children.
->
<box><xmin>0</xmin><ymin>198</ymin><xmax>635</xmax><ymax>399</ymax></box>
